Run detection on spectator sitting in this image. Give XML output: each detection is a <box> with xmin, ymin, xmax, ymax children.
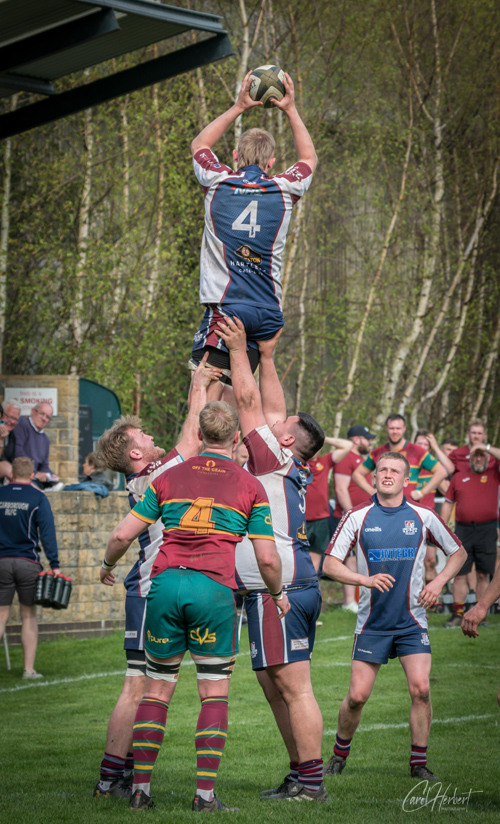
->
<box><xmin>81</xmin><ymin>452</ymin><xmax>113</xmax><ymax>489</ymax></box>
<box><xmin>0</xmin><ymin>400</ymin><xmax>22</xmax><ymax>482</ymax></box>
<box><xmin>13</xmin><ymin>403</ymin><xmax>61</xmax><ymax>490</ymax></box>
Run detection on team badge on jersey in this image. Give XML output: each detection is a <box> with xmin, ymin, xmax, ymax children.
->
<box><xmin>403</xmin><ymin>520</ymin><xmax>417</xmax><ymax>535</ymax></box>
<box><xmin>235</xmin><ymin>244</ymin><xmax>262</xmax><ymax>265</ymax></box>
<box><xmin>480</xmin><ymin>475</ymin><xmax>488</xmax><ymax>483</ymax></box>
<box><xmin>421</xmin><ymin>633</ymin><xmax>430</xmax><ymax>646</ymax></box>
<box><xmin>250</xmin><ymin>641</ymin><xmax>258</xmax><ymax>659</ymax></box>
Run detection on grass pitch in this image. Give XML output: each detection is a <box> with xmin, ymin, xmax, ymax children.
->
<box><xmin>1</xmin><ymin>601</ymin><xmax>499</xmax><ymax>824</ymax></box>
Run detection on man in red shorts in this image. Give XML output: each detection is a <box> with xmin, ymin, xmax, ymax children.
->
<box><xmin>440</xmin><ymin>447</ymin><xmax>500</xmax><ymax>627</ymax></box>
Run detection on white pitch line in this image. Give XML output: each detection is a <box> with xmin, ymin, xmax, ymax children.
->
<box><xmin>324</xmin><ymin>713</ymin><xmax>497</xmax><ymax>734</ymax></box>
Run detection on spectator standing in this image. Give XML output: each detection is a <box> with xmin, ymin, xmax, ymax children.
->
<box><xmin>440</xmin><ymin>447</ymin><xmax>500</xmax><ymax>627</ymax></box>
<box><xmin>448</xmin><ymin>418</ymin><xmax>500</xmax><ymax>473</ymax></box>
<box><xmin>333</xmin><ymin>425</ymin><xmax>376</xmax><ymax>613</ymax></box>
<box><xmin>0</xmin><ymin>400</ymin><xmax>21</xmax><ymax>481</ymax></box>
<box><xmin>13</xmin><ymin>403</ymin><xmax>60</xmax><ymax>489</ymax></box>
<box><xmin>0</xmin><ymin>457</ymin><xmax>61</xmax><ymax>678</ymax></box>
<box><xmin>352</xmin><ymin>413</ymin><xmax>448</xmax><ymax>501</ymax></box>
<box><xmin>306</xmin><ymin>435</ymin><xmax>352</xmax><ymax>573</ymax></box>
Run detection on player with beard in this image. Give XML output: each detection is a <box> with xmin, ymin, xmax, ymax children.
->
<box><xmin>440</xmin><ymin>447</ymin><xmax>500</xmax><ymax>627</ymax></box>
<box><xmin>323</xmin><ymin>453</ymin><xmax>465</xmax><ymax>782</ymax></box>
<box><xmin>93</xmin><ymin>357</ymin><xmax>221</xmax><ymax>798</ymax></box>
<box><xmin>352</xmin><ymin>414</ymin><xmax>448</xmax><ymax>502</ymax></box>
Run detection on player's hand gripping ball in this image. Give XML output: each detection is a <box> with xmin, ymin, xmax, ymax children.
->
<box><xmin>249</xmin><ymin>65</ymin><xmax>286</xmax><ymax>108</ymax></box>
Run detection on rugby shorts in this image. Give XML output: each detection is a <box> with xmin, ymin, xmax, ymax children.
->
<box><xmin>124</xmin><ymin>593</ymin><xmax>147</xmax><ymax>653</ymax></box>
<box><xmin>352</xmin><ymin>627</ymin><xmax>431</xmax><ymax>665</ymax></box>
<box><xmin>455</xmin><ymin>520</ymin><xmax>497</xmax><ymax>577</ymax></box>
<box><xmin>0</xmin><ymin>557</ymin><xmax>41</xmax><ymax>606</ymax></box>
<box><xmin>245</xmin><ymin>581</ymin><xmax>322</xmax><ymax>671</ymax></box>
<box><xmin>145</xmin><ymin>568</ymin><xmax>237</xmax><ymax>659</ymax></box>
<box><xmin>306</xmin><ymin>517</ymin><xmax>332</xmax><ymax>555</ymax></box>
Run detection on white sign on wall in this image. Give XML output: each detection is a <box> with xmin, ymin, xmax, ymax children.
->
<box><xmin>4</xmin><ymin>387</ymin><xmax>59</xmax><ymax>416</ymax></box>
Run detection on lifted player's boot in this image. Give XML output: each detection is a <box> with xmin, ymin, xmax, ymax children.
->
<box><xmin>411</xmin><ymin>765</ymin><xmax>440</xmax><ymax>782</ymax></box>
<box><xmin>260</xmin><ymin>775</ymin><xmax>295</xmax><ymax>798</ymax></box>
<box><xmin>192</xmin><ymin>794</ymin><xmax>239</xmax><ymax>812</ymax></box>
<box><xmin>324</xmin><ymin>754</ymin><xmax>347</xmax><ymax>776</ymax></box>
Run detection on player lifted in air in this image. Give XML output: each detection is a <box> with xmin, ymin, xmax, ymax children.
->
<box><xmin>190</xmin><ymin>70</ymin><xmax>317</xmax><ymax>381</ymax></box>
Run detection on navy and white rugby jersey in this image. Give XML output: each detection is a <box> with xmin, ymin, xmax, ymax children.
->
<box><xmin>235</xmin><ymin>425</ymin><xmax>316</xmax><ymax>590</ymax></box>
<box><xmin>193</xmin><ymin>150</ymin><xmax>313</xmax><ymax>312</ymax></box>
<box><xmin>123</xmin><ymin>450</ymin><xmax>182</xmax><ymax>597</ymax></box>
<box><xmin>326</xmin><ymin>495</ymin><xmax>461</xmax><ymax>633</ymax></box>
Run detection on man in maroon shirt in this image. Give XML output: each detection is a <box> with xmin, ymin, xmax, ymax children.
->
<box><xmin>333</xmin><ymin>426</ymin><xmax>376</xmax><ymax>613</ymax></box>
<box><xmin>306</xmin><ymin>436</ymin><xmax>352</xmax><ymax>573</ymax></box>
<box><xmin>448</xmin><ymin>418</ymin><xmax>500</xmax><ymax>473</ymax></box>
<box><xmin>440</xmin><ymin>448</ymin><xmax>500</xmax><ymax>627</ymax></box>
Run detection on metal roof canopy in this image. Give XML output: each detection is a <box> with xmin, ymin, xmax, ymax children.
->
<box><xmin>0</xmin><ymin>0</ymin><xmax>233</xmax><ymax>139</ymax></box>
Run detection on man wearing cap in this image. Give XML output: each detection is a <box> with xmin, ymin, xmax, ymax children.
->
<box><xmin>333</xmin><ymin>426</ymin><xmax>376</xmax><ymax>613</ymax></box>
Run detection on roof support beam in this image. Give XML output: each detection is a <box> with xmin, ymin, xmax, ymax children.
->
<box><xmin>0</xmin><ymin>9</ymin><xmax>120</xmax><ymax>74</ymax></box>
<box><xmin>0</xmin><ymin>74</ymin><xmax>55</xmax><ymax>96</ymax></box>
<box><xmin>0</xmin><ymin>33</ymin><xmax>233</xmax><ymax>140</ymax></box>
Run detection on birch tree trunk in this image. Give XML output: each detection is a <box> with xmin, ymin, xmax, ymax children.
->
<box><xmin>0</xmin><ymin>94</ymin><xmax>17</xmax><ymax>374</ymax></box>
<box><xmin>72</xmin><ymin>105</ymin><xmax>93</xmax><ymax>370</ymax></box>
<box><xmin>295</xmin><ymin>242</ymin><xmax>308</xmax><ymax>411</ymax></box>
<box><xmin>144</xmin><ymin>84</ymin><xmax>164</xmax><ymax>320</ymax></box>
<box><xmin>471</xmin><ymin>313</ymin><xmax>500</xmax><ymax>418</ymax></box>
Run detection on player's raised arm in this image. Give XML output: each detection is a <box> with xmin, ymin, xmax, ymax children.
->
<box><xmin>216</xmin><ymin>317</ymin><xmax>266</xmax><ymax>437</ymax></box>
<box><xmin>176</xmin><ymin>354</ymin><xmax>222</xmax><ymax>459</ymax></box>
<box><xmin>324</xmin><ymin>435</ymin><xmax>353</xmax><ymax>464</ymax></box>
<box><xmin>270</xmin><ymin>73</ymin><xmax>317</xmax><ymax>172</ymax></box>
<box><xmin>191</xmin><ymin>70</ymin><xmax>262</xmax><ymax>156</ymax></box>
<box><xmin>256</xmin><ymin>331</ymin><xmax>287</xmax><ymax>428</ymax></box>
<box><xmin>100</xmin><ymin>511</ymin><xmax>149</xmax><ymax>585</ymax></box>
<box><xmin>352</xmin><ymin>463</ymin><xmax>376</xmax><ymax>497</ymax></box>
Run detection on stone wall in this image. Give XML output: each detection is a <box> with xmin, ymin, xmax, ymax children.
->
<box><xmin>6</xmin><ymin>490</ymin><xmax>136</xmax><ymax>644</ymax></box>
<box><xmin>0</xmin><ymin>374</ymin><xmax>80</xmax><ymax>483</ymax></box>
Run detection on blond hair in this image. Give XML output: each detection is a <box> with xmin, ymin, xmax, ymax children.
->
<box><xmin>97</xmin><ymin>415</ymin><xmax>143</xmax><ymax>474</ymax></box>
<box><xmin>468</xmin><ymin>417</ymin><xmax>485</xmax><ymax>431</ymax></box>
<box><xmin>237</xmin><ymin>128</ymin><xmax>275</xmax><ymax>170</ymax></box>
<box><xmin>199</xmin><ymin>402</ymin><xmax>239</xmax><ymax>445</ymax></box>
<box><xmin>12</xmin><ymin>457</ymin><xmax>34</xmax><ymax>479</ymax></box>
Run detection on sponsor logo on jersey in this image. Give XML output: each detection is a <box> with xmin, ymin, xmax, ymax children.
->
<box><xmin>291</xmin><ymin>638</ymin><xmax>309</xmax><ymax>651</ymax></box>
<box><xmin>403</xmin><ymin>520</ymin><xmax>417</xmax><ymax>535</ymax></box>
<box><xmin>368</xmin><ymin>547</ymin><xmax>417</xmax><ymax>561</ymax></box>
<box><xmin>190</xmin><ymin>627</ymin><xmax>216</xmax><ymax>645</ymax></box>
<box><xmin>358</xmin><ymin>648</ymin><xmax>372</xmax><ymax>654</ymax></box>
<box><xmin>421</xmin><ymin>633</ymin><xmax>430</xmax><ymax>646</ymax></box>
<box><xmin>147</xmin><ymin>629</ymin><xmax>170</xmax><ymax>644</ymax></box>
<box><xmin>285</xmin><ymin>164</ymin><xmax>304</xmax><ymax>180</ymax></box>
<box><xmin>462</xmin><ymin>477</ymin><xmax>471</xmax><ymax>483</ymax></box>
<box><xmin>365</xmin><ymin>526</ymin><xmax>382</xmax><ymax>532</ymax></box>
<box><xmin>231</xmin><ymin>184</ymin><xmax>266</xmax><ymax>195</ymax></box>
<box><xmin>316</xmin><ymin>462</ymin><xmax>324</xmax><ymax>471</ymax></box>
<box><xmin>297</xmin><ymin>521</ymin><xmax>307</xmax><ymax>541</ymax></box>
<box><xmin>250</xmin><ymin>641</ymin><xmax>258</xmax><ymax>659</ymax></box>
<box><xmin>235</xmin><ymin>244</ymin><xmax>262</xmax><ymax>265</ymax></box>
<box><xmin>480</xmin><ymin>475</ymin><xmax>488</xmax><ymax>483</ymax></box>
<box><xmin>125</xmin><ymin>630</ymin><xmax>138</xmax><ymax>639</ymax></box>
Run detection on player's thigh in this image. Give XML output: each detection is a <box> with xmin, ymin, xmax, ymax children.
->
<box><xmin>399</xmin><ymin>652</ymin><xmax>432</xmax><ymax>697</ymax></box>
<box><xmin>13</xmin><ymin>558</ymin><xmax>40</xmax><ymax>606</ymax></box>
<box><xmin>265</xmin><ymin>658</ymin><xmax>315</xmax><ymax>703</ymax></box>
<box><xmin>0</xmin><ymin>558</ymin><xmax>16</xmax><ymax>607</ymax></box>
<box><xmin>145</xmin><ymin>570</ymin><xmax>189</xmax><ymax>658</ymax></box>
<box><xmin>181</xmin><ymin>570</ymin><xmax>238</xmax><ymax>658</ymax></box>
<box><xmin>246</xmin><ymin>583</ymin><xmax>321</xmax><ymax>670</ymax></box>
<box><xmin>347</xmin><ymin>659</ymin><xmax>381</xmax><ymax>704</ymax></box>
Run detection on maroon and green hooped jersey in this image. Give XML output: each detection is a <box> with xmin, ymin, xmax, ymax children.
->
<box><xmin>363</xmin><ymin>441</ymin><xmax>438</xmax><ymax>492</ymax></box>
<box><xmin>132</xmin><ymin>452</ymin><xmax>274</xmax><ymax>589</ymax></box>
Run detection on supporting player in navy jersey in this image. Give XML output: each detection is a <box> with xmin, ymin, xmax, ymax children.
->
<box><xmin>323</xmin><ymin>452</ymin><xmax>466</xmax><ymax>783</ymax></box>
<box><xmin>216</xmin><ymin>316</ymin><xmax>328</xmax><ymax>802</ymax></box>
<box><xmin>190</xmin><ymin>69</ymin><xmax>317</xmax><ymax>382</ymax></box>
<box><xmin>92</xmin><ymin>357</ymin><xmax>221</xmax><ymax>800</ymax></box>
<box><xmin>101</xmin><ymin>401</ymin><xmax>288</xmax><ymax>812</ymax></box>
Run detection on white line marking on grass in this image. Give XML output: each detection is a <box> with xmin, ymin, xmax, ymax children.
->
<box><xmin>0</xmin><ymin>669</ymin><xmax>125</xmax><ymax>693</ymax></box>
<box><xmin>324</xmin><ymin>713</ymin><xmax>497</xmax><ymax>734</ymax></box>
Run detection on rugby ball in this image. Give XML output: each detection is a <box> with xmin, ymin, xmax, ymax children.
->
<box><xmin>249</xmin><ymin>65</ymin><xmax>285</xmax><ymax>108</ymax></box>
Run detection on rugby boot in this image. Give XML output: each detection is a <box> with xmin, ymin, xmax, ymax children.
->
<box><xmin>411</xmin><ymin>765</ymin><xmax>440</xmax><ymax>782</ymax></box>
<box><xmin>129</xmin><ymin>789</ymin><xmax>156</xmax><ymax>809</ymax></box>
<box><xmin>192</xmin><ymin>794</ymin><xmax>239</xmax><ymax>812</ymax></box>
<box><xmin>323</xmin><ymin>754</ymin><xmax>347</xmax><ymax>776</ymax></box>
<box><xmin>283</xmin><ymin>782</ymin><xmax>328</xmax><ymax>802</ymax></box>
<box><xmin>93</xmin><ymin>778</ymin><xmax>132</xmax><ymax>799</ymax></box>
<box><xmin>443</xmin><ymin>614</ymin><xmax>462</xmax><ymax>628</ymax></box>
<box><xmin>260</xmin><ymin>775</ymin><xmax>295</xmax><ymax>798</ymax></box>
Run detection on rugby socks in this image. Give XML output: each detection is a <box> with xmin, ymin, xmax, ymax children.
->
<box><xmin>98</xmin><ymin>752</ymin><xmax>126</xmax><ymax>789</ymax></box>
<box><xmin>452</xmin><ymin>603</ymin><xmax>465</xmax><ymax>618</ymax></box>
<box><xmin>334</xmin><ymin>734</ymin><xmax>352</xmax><ymax>759</ymax></box>
<box><xmin>290</xmin><ymin>761</ymin><xmax>299</xmax><ymax>783</ymax></box>
<box><xmin>298</xmin><ymin>759</ymin><xmax>324</xmax><ymax>792</ymax></box>
<box><xmin>124</xmin><ymin>751</ymin><xmax>134</xmax><ymax>782</ymax></box>
<box><xmin>410</xmin><ymin>744</ymin><xmax>427</xmax><ymax>768</ymax></box>
<box><xmin>132</xmin><ymin>696</ymin><xmax>168</xmax><ymax>793</ymax></box>
<box><xmin>195</xmin><ymin>696</ymin><xmax>229</xmax><ymax>802</ymax></box>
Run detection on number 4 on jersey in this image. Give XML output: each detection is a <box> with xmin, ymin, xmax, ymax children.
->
<box><xmin>179</xmin><ymin>497</ymin><xmax>215</xmax><ymax>534</ymax></box>
<box><xmin>232</xmin><ymin>200</ymin><xmax>261</xmax><ymax>238</ymax></box>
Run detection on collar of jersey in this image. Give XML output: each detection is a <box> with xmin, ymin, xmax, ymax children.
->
<box><xmin>373</xmin><ymin>493</ymin><xmax>408</xmax><ymax>513</ymax></box>
<box><xmin>200</xmin><ymin>451</ymin><xmax>233</xmax><ymax>462</ymax></box>
<box><xmin>385</xmin><ymin>439</ymin><xmax>408</xmax><ymax>452</ymax></box>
